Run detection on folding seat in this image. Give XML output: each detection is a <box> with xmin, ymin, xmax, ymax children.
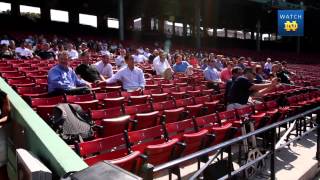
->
<box><xmin>185</xmin><ymin>104</ymin><xmax>205</xmax><ymax>118</ymax></box>
<box><xmin>162</xmin><ymin>86</ymin><xmax>179</xmax><ymax>94</ymax></box>
<box><xmin>66</xmin><ymin>94</ymin><xmax>98</xmax><ymax>111</ymax></box>
<box><xmin>171</xmin><ymin>91</ymin><xmax>187</xmax><ymax>100</ymax></box>
<box><xmin>76</xmin><ymin>134</ymin><xmax>143</xmax><ymax>174</ymax></box>
<box><xmin>103</xmin><ymin>97</ymin><xmax>125</xmax><ymax>109</ymax></box>
<box><xmin>99</xmin><ymin>115</ymin><xmax>130</xmax><ymax>137</ymax></box>
<box><xmin>38</xmin><ymin>67</ymin><xmax>51</xmax><ymax>72</ymax></box>
<box><xmin>104</xmin><ymin>86</ymin><xmax>122</xmax><ymax>93</ymax></box>
<box><xmin>31</xmin><ymin>96</ymin><xmax>65</xmax><ymax>121</ymax></box>
<box><xmin>143</xmin><ymin>88</ymin><xmax>162</xmax><ymax>96</ymax></box>
<box><xmin>26</xmin><ymin>71</ymin><xmax>47</xmax><ymax>79</ymax></box>
<box><xmin>94</xmin><ymin>91</ymin><xmax>121</xmax><ymax>106</ymax></box>
<box><xmin>194</xmin><ymin>95</ymin><xmax>219</xmax><ymax>114</ymax></box>
<box><xmin>187</xmin><ymin>90</ymin><xmax>202</xmax><ymax>97</ymax></box>
<box><xmin>1</xmin><ymin>72</ymin><xmax>25</xmax><ymax>80</ymax></box>
<box><xmin>11</xmin><ymin>63</ymin><xmax>31</xmax><ymax>68</ymax></box>
<box><xmin>145</xmin><ymin>84</ymin><xmax>158</xmax><ymax>90</ymax></box>
<box><xmin>124</xmin><ymin>103</ymin><xmax>153</xmax><ymax>119</ymax></box>
<box><xmin>175</xmin><ymin>97</ymin><xmax>195</xmax><ymax>108</ymax></box>
<box><xmin>152</xmin><ymin>100</ymin><xmax>177</xmax><ymax>113</ymax></box>
<box><xmin>35</xmin><ymin>78</ymin><xmax>48</xmax><ymax>88</ymax></box>
<box><xmin>175</xmin><ymin>82</ymin><xmax>188</xmax><ymax>87</ymax></box>
<box><xmin>163</xmin><ymin>107</ymin><xmax>186</xmax><ymax>123</ymax></box>
<box><xmin>17</xmin><ymin>86</ymin><xmax>48</xmax><ymax>99</ymax></box>
<box><xmin>127</xmin><ymin>125</ymin><xmax>180</xmax><ymax>175</ymax></box>
<box><xmin>179</xmin><ymin>86</ymin><xmax>194</xmax><ymax>92</ymax></box>
<box><xmin>0</xmin><ymin>67</ymin><xmax>18</xmax><ymax>73</ymax></box>
<box><xmin>195</xmin><ymin>114</ymin><xmax>236</xmax><ymax>145</ymax></box>
<box><xmin>128</xmin><ymin>95</ymin><xmax>149</xmax><ymax>106</ymax></box>
<box><xmin>165</xmin><ymin>118</ymin><xmax>208</xmax><ymax>156</ymax></box>
<box><xmin>7</xmin><ymin>78</ymin><xmax>35</xmax><ymax>88</ymax></box>
<box><xmin>161</xmin><ymin>83</ymin><xmax>175</xmax><ymax>88</ymax></box>
<box><xmin>18</xmin><ymin>67</ymin><xmax>38</xmax><ymax>73</ymax></box>
<box><xmin>235</xmin><ymin>105</ymin><xmax>270</xmax><ymax>130</ymax></box>
<box><xmin>150</xmin><ymin>93</ymin><xmax>169</xmax><ymax>103</ymax></box>
<box><xmin>90</xmin><ymin>107</ymin><xmax>124</xmax><ymax>125</ymax></box>
<box><xmin>218</xmin><ymin>110</ymin><xmax>240</xmax><ymax>128</ymax></box>
<box><xmin>121</xmin><ymin>90</ymin><xmax>142</xmax><ymax>101</ymax></box>
<box><xmin>131</xmin><ymin>111</ymin><xmax>160</xmax><ymax>131</ymax></box>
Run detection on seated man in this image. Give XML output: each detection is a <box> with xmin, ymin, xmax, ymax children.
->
<box><xmin>173</xmin><ymin>54</ymin><xmax>192</xmax><ymax>73</ymax></box>
<box><xmin>225</xmin><ymin>67</ymin><xmax>243</xmax><ymax>105</ymax></box>
<box><xmin>94</xmin><ymin>52</ymin><xmax>114</xmax><ymax>78</ymax></box>
<box><xmin>153</xmin><ymin>50</ymin><xmax>173</xmax><ymax>78</ymax></box>
<box><xmin>100</xmin><ymin>54</ymin><xmax>145</xmax><ymax>91</ymax></box>
<box><xmin>204</xmin><ymin>59</ymin><xmax>222</xmax><ymax>91</ymax></box>
<box><xmin>15</xmin><ymin>41</ymin><xmax>33</xmax><ymax>59</ymax></box>
<box><xmin>132</xmin><ymin>49</ymin><xmax>148</xmax><ymax>64</ymax></box>
<box><xmin>75</xmin><ymin>52</ymin><xmax>106</xmax><ymax>83</ymax></box>
<box><xmin>48</xmin><ymin>51</ymin><xmax>91</xmax><ymax>96</ymax></box>
<box><xmin>115</xmin><ymin>48</ymin><xmax>127</xmax><ymax>69</ymax></box>
<box><xmin>37</xmin><ymin>43</ymin><xmax>56</xmax><ymax>60</ymax></box>
<box><xmin>227</xmin><ymin>68</ymin><xmax>279</xmax><ymax>110</ymax></box>
<box><xmin>66</xmin><ymin>43</ymin><xmax>79</xmax><ymax>60</ymax></box>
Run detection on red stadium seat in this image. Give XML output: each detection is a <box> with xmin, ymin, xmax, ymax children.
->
<box><xmin>151</xmin><ymin>93</ymin><xmax>169</xmax><ymax>103</ymax></box>
<box><xmin>175</xmin><ymin>97</ymin><xmax>195</xmax><ymax>108</ymax></box>
<box><xmin>31</xmin><ymin>96</ymin><xmax>65</xmax><ymax>121</ymax></box>
<box><xmin>1</xmin><ymin>72</ymin><xmax>25</xmax><ymax>80</ymax></box>
<box><xmin>152</xmin><ymin>100</ymin><xmax>177</xmax><ymax>113</ymax></box>
<box><xmin>103</xmin><ymin>97</ymin><xmax>125</xmax><ymax>109</ymax></box>
<box><xmin>76</xmin><ymin>134</ymin><xmax>143</xmax><ymax>173</ymax></box>
<box><xmin>7</xmin><ymin>78</ymin><xmax>35</xmax><ymax>87</ymax></box>
<box><xmin>90</xmin><ymin>107</ymin><xmax>124</xmax><ymax>124</ymax></box>
<box><xmin>132</xmin><ymin>111</ymin><xmax>160</xmax><ymax>130</ymax></box>
<box><xmin>16</xmin><ymin>86</ymin><xmax>48</xmax><ymax>99</ymax></box>
<box><xmin>171</xmin><ymin>91</ymin><xmax>187</xmax><ymax>100</ymax></box>
<box><xmin>66</xmin><ymin>94</ymin><xmax>98</xmax><ymax>111</ymax></box>
<box><xmin>123</xmin><ymin>103</ymin><xmax>153</xmax><ymax>119</ymax></box>
<box><xmin>129</xmin><ymin>95</ymin><xmax>148</xmax><ymax>105</ymax></box>
<box><xmin>99</xmin><ymin>115</ymin><xmax>130</xmax><ymax>137</ymax></box>
<box><xmin>163</xmin><ymin>107</ymin><xmax>186</xmax><ymax>123</ymax></box>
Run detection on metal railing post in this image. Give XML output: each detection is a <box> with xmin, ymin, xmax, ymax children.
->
<box><xmin>316</xmin><ymin>112</ymin><xmax>320</xmax><ymax>161</ymax></box>
<box><xmin>270</xmin><ymin>127</ymin><xmax>276</xmax><ymax>180</ymax></box>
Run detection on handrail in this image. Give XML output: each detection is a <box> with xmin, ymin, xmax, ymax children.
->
<box><xmin>153</xmin><ymin>106</ymin><xmax>320</xmax><ymax>173</ymax></box>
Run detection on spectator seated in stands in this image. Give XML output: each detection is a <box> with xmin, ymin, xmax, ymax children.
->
<box><xmin>0</xmin><ymin>44</ymin><xmax>14</xmax><ymax>59</ymax></box>
<box><xmin>200</xmin><ymin>58</ymin><xmax>209</xmax><ymax>70</ymax></box>
<box><xmin>75</xmin><ymin>52</ymin><xmax>106</xmax><ymax>83</ymax></box>
<box><xmin>67</xmin><ymin>43</ymin><xmax>79</xmax><ymax>60</ymax></box>
<box><xmin>227</xmin><ymin>67</ymin><xmax>279</xmax><ymax>110</ymax></box>
<box><xmin>254</xmin><ymin>65</ymin><xmax>268</xmax><ymax>84</ymax></box>
<box><xmin>212</xmin><ymin>54</ymin><xmax>224</xmax><ymax>71</ymax></box>
<box><xmin>115</xmin><ymin>48</ymin><xmax>127</xmax><ymax>69</ymax></box>
<box><xmin>148</xmin><ymin>49</ymin><xmax>159</xmax><ymax>64</ymax></box>
<box><xmin>94</xmin><ymin>52</ymin><xmax>114</xmax><ymax>78</ymax></box>
<box><xmin>153</xmin><ymin>50</ymin><xmax>173</xmax><ymax>79</ymax></box>
<box><xmin>48</xmin><ymin>51</ymin><xmax>91</xmax><ymax>96</ymax></box>
<box><xmin>264</xmin><ymin>57</ymin><xmax>273</xmax><ymax>76</ymax></box>
<box><xmin>99</xmin><ymin>54</ymin><xmax>145</xmax><ymax>92</ymax></box>
<box><xmin>15</xmin><ymin>41</ymin><xmax>34</xmax><ymax>59</ymax></box>
<box><xmin>132</xmin><ymin>49</ymin><xmax>147</xmax><ymax>64</ymax></box>
<box><xmin>274</xmin><ymin>63</ymin><xmax>292</xmax><ymax>84</ymax></box>
<box><xmin>37</xmin><ymin>43</ymin><xmax>56</xmax><ymax>60</ymax></box>
<box><xmin>237</xmin><ymin>57</ymin><xmax>247</xmax><ymax>70</ymax></box>
<box><xmin>0</xmin><ymin>35</ymin><xmax>10</xmax><ymax>46</ymax></box>
<box><xmin>204</xmin><ymin>58</ymin><xmax>222</xmax><ymax>91</ymax></box>
<box><xmin>173</xmin><ymin>54</ymin><xmax>192</xmax><ymax>73</ymax></box>
<box><xmin>220</xmin><ymin>61</ymin><xmax>234</xmax><ymax>82</ymax></box>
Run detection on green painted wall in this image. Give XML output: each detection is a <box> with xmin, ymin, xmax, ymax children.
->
<box><xmin>0</xmin><ymin>77</ymin><xmax>88</xmax><ymax>179</ymax></box>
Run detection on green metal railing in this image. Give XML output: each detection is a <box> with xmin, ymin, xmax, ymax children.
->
<box><xmin>0</xmin><ymin>77</ymin><xmax>88</xmax><ymax>179</ymax></box>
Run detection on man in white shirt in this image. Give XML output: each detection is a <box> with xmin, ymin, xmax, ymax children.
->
<box><xmin>153</xmin><ymin>51</ymin><xmax>173</xmax><ymax>76</ymax></box>
<box><xmin>94</xmin><ymin>52</ymin><xmax>114</xmax><ymax>78</ymax></box>
<box><xmin>132</xmin><ymin>49</ymin><xmax>148</xmax><ymax>64</ymax></box>
<box><xmin>15</xmin><ymin>42</ymin><xmax>33</xmax><ymax>59</ymax></box>
<box><xmin>100</xmin><ymin>54</ymin><xmax>145</xmax><ymax>91</ymax></box>
<box><xmin>0</xmin><ymin>35</ymin><xmax>9</xmax><ymax>46</ymax></box>
<box><xmin>264</xmin><ymin>58</ymin><xmax>273</xmax><ymax>75</ymax></box>
<box><xmin>115</xmin><ymin>48</ymin><xmax>127</xmax><ymax>69</ymax></box>
<box><xmin>67</xmin><ymin>43</ymin><xmax>79</xmax><ymax>60</ymax></box>
<box><xmin>144</xmin><ymin>48</ymin><xmax>152</xmax><ymax>58</ymax></box>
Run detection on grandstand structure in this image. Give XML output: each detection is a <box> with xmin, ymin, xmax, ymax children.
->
<box><xmin>0</xmin><ymin>0</ymin><xmax>320</xmax><ymax>180</ymax></box>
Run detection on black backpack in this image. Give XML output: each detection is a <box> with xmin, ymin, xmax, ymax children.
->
<box><xmin>49</xmin><ymin>103</ymin><xmax>94</xmax><ymax>144</ymax></box>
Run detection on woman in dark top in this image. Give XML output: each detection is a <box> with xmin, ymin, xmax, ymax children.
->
<box><xmin>0</xmin><ymin>45</ymin><xmax>14</xmax><ymax>59</ymax></box>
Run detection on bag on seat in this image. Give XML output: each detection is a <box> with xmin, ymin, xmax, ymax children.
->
<box><xmin>49</xmin><ymin>103</ymin><xmax>94</xmax><ymax>144</ymax></box>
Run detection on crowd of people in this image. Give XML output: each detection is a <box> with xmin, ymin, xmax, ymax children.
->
<box><xmin>1</xmin><ymin>34</ymin><xmax>295</xmax><ymax>108</ymax></box>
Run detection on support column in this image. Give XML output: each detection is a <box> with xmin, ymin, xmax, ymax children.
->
<box><xmin>97</xmin><ymin>15</ymin><xmax>107</xmax><ymax>30</ymax></box>
<box><xmin>194</xmin><ymin>0</ymin><xmax>201</xmax><ymax>49</ymax></box>
<box><xmin>225</xmin><ymin>29</ymin><xmax>228</xmax><ymax>37</ymax></box>
<box><xmin>172</xmin><ymin>22</ymin><xmax>176</xmax><ymax>36</ymax></box>
<box><xmin>11</xmin><ymin>1</ymin><xmax>20</xmax><ymax>17</ymax></box>
<box><xmin>256</xmin><ymin>19</ymin><xmax>261</xmax><ymax>52</ymax></box>
<box><xmin>40</xmin><ymin>6</ymin><xmax>50</xmax><ymax>22</ymax></box>
<box><xmin>69</xmin><ymin>10</ymin><xmax>79</xmax><ymax>25</ymax></box>
<box><xmin>159</xmin><ymin>17</ymin><xmax>164</xmax><ymax>34</ymax></box>
<box><xmin>183</xmin><ymin>22</ymin><xmax>187</xmax><ymax>37</ymax></box>
<box><xmin>118</xmin><ymin>0</ymin><xmax>124</xmax><ymax>41</ymax></box>
<box><xmin>251</xmin><ymin>31</ymin><xmax>255</xmax><ymax>40</ymax></box>
<box><xmin>243</xmin><ymin>31</ymin><xmax>246</xmax><ymax>40</ymax></box>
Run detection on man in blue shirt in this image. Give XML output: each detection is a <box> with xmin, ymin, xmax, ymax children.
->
<box><xmin>48</xmin><ymin>51</ymin><xmax>91</xmax><ymax>96</ymax></box>
<box><xmin>204</xmin><ymin>60</ymin><xmax>221</xmax><ymax>83</ymax></box>
<box><xmin>173</xmin><ymin>54</ymin><xmax>191</xmax><ymax>73</ymax></box>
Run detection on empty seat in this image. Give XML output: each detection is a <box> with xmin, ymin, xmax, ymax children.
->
<box><xmin>66</xmin><ymin>94</ymin><xmax>98</xmax><ymax>111</ymax></box>
<box><xmin>104</xmin><ymin>97</ymin><xmax>125</xmax><ymax>109</ymax></box>
<box><xmin>151</xmin><ymin>93</ymin><xmax>169</xmax><ymax>103</ymax></box>
<box><xmin>99</xmin><ymin>115</ymin><xmax>130</xmax><ymax>137</ymax></box>
<box><xmin>132</xmin><ymin>111</ymin><xmax>160</xmax><ymax>130</ymax></box>
<box><xmin>90</xmin><ymin>107</ymin><xmax>124</xmax><ymax>124</ymax></box>
<box><xmin>129</xmin><ymin>95</ymin><xmax>148</xmax><ymax>105</ymax></box>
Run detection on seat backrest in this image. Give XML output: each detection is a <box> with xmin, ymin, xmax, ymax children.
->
<box><xmin>152</xmin><ymin>100</ymin><xmax>176</xmax><ymax>112</ymax></box>
<box><xmin>134</xmin><ymin>111</ymin><xmax>160</xmax><ymax>130</ymax></box>
<box><xmin>194</xmin><ymin>113</ymin><xmax>219</xmax><ymax>129</ymax></box>
<box><xmin>66</xmin><ymin>94</ymin><xmax>95</xmax><ymax>102</ymax></box>
<box><xmin>77</xmin><ymin>133</ymin><xmax>127</xmax><ymax>157</ymax></box>
<box><xmin>90</xmin><ymin>107</ymin><xmax>124</xmax><ymax>121</ymax></box>
<box><xmin>101</xmin><ymin>115</ymin><xmax>130</xmax><ymax>137</ymax></box>
<box><xmin>235</xmin><ymin>105</ymin><xmax>253</xmax><ymax>118</ymax></box>
<box><xmin>31</xmin><ymin>96</ymin><xmax>65</xmax><ymax>107</ymax></box>
<box><xmin>127</xmin><ymin>125</ymin><xmax>165</xmax><ymax>145</ymax></box>
<box><xmin>163</xmin><ymin>107</ymin><xmax>185</xmax><ymax>123</ymax></box>
<box><xmin>124</xmin><ymin>103</ymin><xmax>153</xmax><ymax>117</ymax></box>
<box><xmin>165</xmin><ymin>118</ymin><xmax>196</xmax><ymax>136</ymax></box>
<box><xmin>129</xmin><ymin>95</ymin><xmax>148</xmax><ymax>105</ymax></box>
<box><xmin>175</xmin><ymin>97</ymin><xmax>195</xmax><ymax>108</ymax></box>
<box><xmin>218</xmin><ymin>110</ymin><xmax>237</xmax><ymax>121</ymax></box>
<box><xmin>151</xmin><ymin>93</ymin><xmax>169</xmax><ymax>103</ymax></box>
<box><xmin>194</xmin><ymin>95</ymin><xmax>212</xmax><ymax>104</ymax></box>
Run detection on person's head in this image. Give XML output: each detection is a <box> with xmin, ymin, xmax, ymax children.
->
<box><xmin>208</xmin><ymin>59</ymin><xmax>215</xmax><ymax>68</ymax></box>
<box><xmin>58</xmin><ymin>51</ymin><xmax>70</xmax><ymax>67</ymax></box>
<box><xmin>125</xmin><ymin>54</ymin><xmax>135</xmax><ymax>69</ymax></box>
<box><xmin>281</xmin><ymin>61</ymin><xmax>287</xmax><ymax>69</ymax></box>
<box><xmin>102</xmin><ymin>52</ymin><xmax>111</xmax><ymax>64</ymax></box>
<box><xmin>238</xmin><ymin>57</ymin><xmax>245</xmax><ymax>64</ymax></box>
<box><xmin>243</xmin><ymin>67</ymin><xmax>255</xmax><ymax>80</ymax></box>
<box><xmin>145</xmin><ymin>48</ymin><xmax>150</xmax><ymax>53</ymax></box>
<box><xmin>80</xmin><ymin>43</ymin><xmax>87</xmax><ymax>50</ymax></box>
<box><xmin>272</xmin><ymin>64</ymin><xmax>280</xmax><ymax>73</ymax></box>
<box><xmin>202</xmin><ymin>58</ymin><xmax>208</xmax><ymax>65</ymax></box>
<box><xmin>226</xmin><ymin>61</ymin><xmax>234</xmax><ymax>70</ymax></box>
<box><xmin>43</xmin><ymin>43</ymin><xmax>50</xmax><ymax>51</ymax></box>
<box><xmin>81</xmin><ymin>52</ymin><xmax>91</xmax><ymax>64</ymax></box>
<box><xmin>267</xmin><ymin>58</ymin><xmax>271</xmax><ymax>63</ymax></box>
<box><xmin>232</xmin><ymin>67</ymin><xmax>243</xmax><ymax>78</ymax></box>
<box><xmin>160</xmin><ymin>52</ymin><xmax>167</xmax><ymax>62</ymax></box>
<box><xmin>153</xmin><ymin>49</ymin><xmax>159</xmax><ymax>56</ymax></box>
<box><xmin>175</xmin><ymin>54</ymin><xmax>182</xmax><ymax>64</ymax></box>
<box><xmin>67</xmin><ymin>43</ymin><xmax>73</xmax><ymax>50</ymax></box>
<box><xmin>120</xmin><ymin>48</ymin><xmax>126</xmax><ymax>56</ymax></box>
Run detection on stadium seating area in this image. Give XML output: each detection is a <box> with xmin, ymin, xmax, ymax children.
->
<box><xmin>1</xmin><ymin>47</ymin><xmax>320</xmax><ymax>178</ymax></box>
